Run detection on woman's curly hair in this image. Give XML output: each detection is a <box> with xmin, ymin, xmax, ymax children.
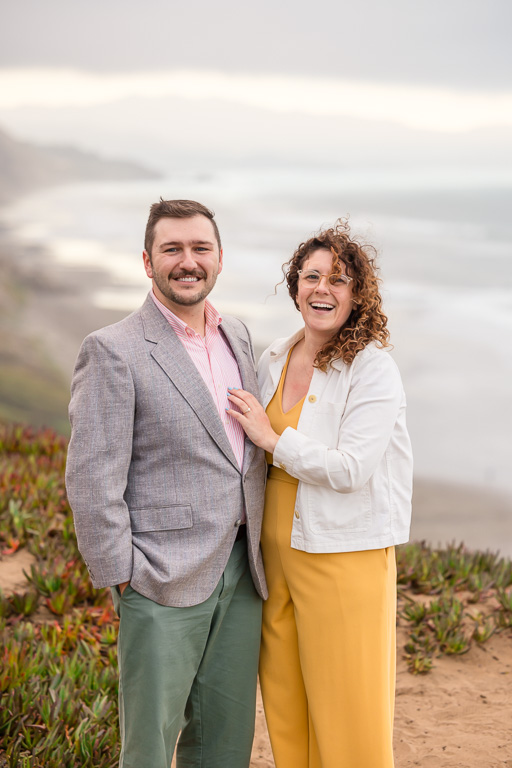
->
<box><xmin>284</xmin><ymin>219</ymin><xmax>390</xmax><ymax>370</ymax></box>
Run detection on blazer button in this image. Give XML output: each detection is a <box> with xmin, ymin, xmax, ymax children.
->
<box><xmin>294</xmin><ymin>510</ymin><xmax>300</xmax><ymax>519</ymax></box>
<box><xmin>279</xmin><ymin>462</ymin><xmax>287</xmax><ymax>471</ymax></box>
<box><xmin>234</xmin><ymin>519</ymin><xmax>242</xmax><ymax>527</ymax></box>
<box><xmin>308</xmin><ymin>395</ymin><xmax>317</xmax><ymax>403</ymax></box>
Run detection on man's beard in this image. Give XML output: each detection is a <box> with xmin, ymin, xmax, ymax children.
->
<box><xmin>152</xmin><ymin>268</ymin><xmax>218</xmax><ymax>306</ymax></box>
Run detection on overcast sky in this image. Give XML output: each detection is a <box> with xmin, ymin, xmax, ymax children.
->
<box><xmin>1</xmin><ymin>0</ymin><xmax>511</xmax><ymax>90</ymax></box>
<box><xmin>1</xmin><ymin>0</ymin><xmax>510</xmax><ymax>171</ymax></box>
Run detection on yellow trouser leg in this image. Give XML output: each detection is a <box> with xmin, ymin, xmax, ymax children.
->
<box><xmin>259</xmin><ymin>478</ymin><xmax>314</xmax><ymax>768</ymax></box>
<box><xmin>290</xmin><ymin>547</ymin><xmax>396</xmax><ymax>768</ymax></box>
<box><xmin>260</xmin><ymin>475</ymin><xmax>396</xmax><ymax>768</ymax></box>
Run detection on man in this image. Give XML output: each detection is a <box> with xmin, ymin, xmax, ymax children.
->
<box><xmin>65</xmin><ymin>199</ymin><xmax>267</xmax><ymax>768</ymax></box>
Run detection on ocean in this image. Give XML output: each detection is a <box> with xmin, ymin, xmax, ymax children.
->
<box><xmin>2</xmin><ymin>165</ymin><xmax>511</xmax><ymax>549</ymax></box>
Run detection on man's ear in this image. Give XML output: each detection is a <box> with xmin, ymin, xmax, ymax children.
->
<box><xmin>217</xmin><ymin>248</ymin><xmax>224</xmax><ymax>275</ymax></box>
<box><xmin>143</xmin><ymin>250</ymin><xmax>153</xmax><ymax>279</ymax></box>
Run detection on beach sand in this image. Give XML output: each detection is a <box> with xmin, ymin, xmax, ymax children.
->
<box><xmin>252</xmin><ymin>623</ymin><xmax>512</xmax><ymax>768</ymax></box>
<box><xmin>1</xmin><ymin>549</ymin><xmax>511</xmax><ymax>767</ymax></box>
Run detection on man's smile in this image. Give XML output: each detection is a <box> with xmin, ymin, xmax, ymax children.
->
<box><xmin>171</xmin><ymin>272</ymin><xmax>206</xmax><ymax>284</ymax></box>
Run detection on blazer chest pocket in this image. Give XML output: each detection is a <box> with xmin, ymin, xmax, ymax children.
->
<box><xmin>130</xmin><ymin>504</ymin><xmax>193</xmax><ymax>532</ymax></box>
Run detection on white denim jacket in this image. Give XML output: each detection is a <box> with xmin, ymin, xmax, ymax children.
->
<box><xmin>258</xmin><ymin>329</ymin><xmax>413</xmax><ymax>553</ymax></box>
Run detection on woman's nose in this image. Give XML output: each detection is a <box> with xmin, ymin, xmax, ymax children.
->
<box><xmin>315</xmin><ymin>275</ymin><xmax>331</xmax><ymax>292</ymax></box>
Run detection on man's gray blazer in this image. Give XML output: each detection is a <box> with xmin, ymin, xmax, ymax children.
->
<box><xmin>65</xmin><ymin>294</ymin><xmax>268</xmax><ymax>607</ymax></box>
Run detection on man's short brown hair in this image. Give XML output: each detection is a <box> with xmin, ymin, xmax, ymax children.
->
<box><xmin>144</xmin><ymin>199</ymin><xmax>221</xmax><ymax>257</ymax></box>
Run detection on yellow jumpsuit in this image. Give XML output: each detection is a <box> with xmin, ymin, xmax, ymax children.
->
<box><xmin>259</xmin><ymin>352</ymin><xmax>396</xmax><ymax>768</ymax></box>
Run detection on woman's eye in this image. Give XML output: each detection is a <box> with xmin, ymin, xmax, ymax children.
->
<box><xmin>306</xmin><ymin>274</ymin><xmax>319</xmax><ymax>282</ymax></box>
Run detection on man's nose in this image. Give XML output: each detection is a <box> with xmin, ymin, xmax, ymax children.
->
<box><xmin>179</xmin><ymin>248</ymin><xmax>198</xmax><ymax>269</ymax></box>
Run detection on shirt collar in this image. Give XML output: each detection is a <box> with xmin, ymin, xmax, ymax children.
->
<box><xmin>151</xmin><ymin>289</ymin><xmax>222</xmax><ymax>334</ymax></box>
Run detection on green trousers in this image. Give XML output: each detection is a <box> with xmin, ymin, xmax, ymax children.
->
<box><xmin>111</xmin><ymin>539</ymin><xmax>262</xmax><ymax>768</ymax></box>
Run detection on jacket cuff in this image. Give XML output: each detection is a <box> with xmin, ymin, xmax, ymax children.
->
<box><xmin>272</xmin><ymin>427</ymin><xmax>305</xmax><ymax>475</ymax></box>
<box><xmin>90</xmin><ymin>571</ymin><xmax>133</xmax><ymax>590</ymax></box>
<box><xmin>82</xmin><ymin>554</ymin><xmax>133</xmax><ymax>590</ymax></box>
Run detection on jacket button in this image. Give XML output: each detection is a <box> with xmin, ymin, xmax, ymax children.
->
<box><xmin>294</xmin><ymin>510</ymin><xmax>300</xmax><ymax>519</ymax></box>
<box><xmin>234</xmin><ymin>519</ymin><xmax>242</xmax><ymax>527</ymax></box>
<box><xmin>308</xmin><ymin>395</ymin><xmax>317</xmax><ymax>403</ymax></box>
<box><xmin>279</xmin><ymin>462</ymin><xmax>287</xmax><ymax>471</ymax></box>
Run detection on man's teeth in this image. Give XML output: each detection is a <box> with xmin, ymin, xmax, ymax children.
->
<box><xmin>176</xmin><ymin>276</ymin><xmax>199</xmax><ymax>282</ymax></box>
<box><xmin>311</xmin><ymin>303</ymin><xmax>334</xmax><ymax>310</ymax></box>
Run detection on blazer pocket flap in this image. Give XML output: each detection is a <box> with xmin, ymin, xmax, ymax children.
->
<box><xmin>130</xmin><ymin>505</ymin><xmax>193</xmax><ymax>532</ymax></box>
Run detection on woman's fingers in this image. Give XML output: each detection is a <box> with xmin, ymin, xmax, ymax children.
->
<box><xmin>227</xmin><ymin>388</ymin><xmax>254</xmax><ymax>414</ymax></box>
<box><xmin>227</xmin><ymin>397</ymin><xmax>252</xmax><ymax>416</ymax></box>
<box><xmin>226</xmin><ymin>388</ymin><xmax>279</xmax><ymax>453</ymax></box>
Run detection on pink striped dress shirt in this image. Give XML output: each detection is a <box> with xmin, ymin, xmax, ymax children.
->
<box><xmin>151</xmin><ymin>291</ymin><xmax>246</xmax><ymax>474</ymax></box>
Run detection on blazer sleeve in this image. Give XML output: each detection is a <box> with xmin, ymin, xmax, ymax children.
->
<box><xmin>272</xmin><ymin>349</ymin><xmax>405</xmax><ymax>493</ymax></box>
<box><xmin>65</xmin><ymin>333</ymin><xmax>135</xmax><ymax>588</ymax></box>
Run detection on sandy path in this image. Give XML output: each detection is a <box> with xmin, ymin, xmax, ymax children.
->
<box><xmin>0</xmin><ymin>548</ymin><xmax>35</xmax><ymax>594</ymax></box>
<box><xmin>249</xmin><ymin>627</ymin><xmax>512</xmax><ymax>768</ymax></box>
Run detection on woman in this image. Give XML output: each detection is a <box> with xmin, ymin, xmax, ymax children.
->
<box><xmin>227</xmin><ymin>220</ymin><xmax>413</xmax><ymax>768</ymax></box>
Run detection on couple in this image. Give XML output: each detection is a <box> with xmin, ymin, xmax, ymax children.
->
<box><xmin>66</xmin><ymin>199</ymin><xmax>413</xmax><ymax>768</ymax></box>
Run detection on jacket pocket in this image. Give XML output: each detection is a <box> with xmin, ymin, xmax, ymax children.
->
<box><xmin>310</xmin><ymin>401</ymin><xmax>347</xmax><ymax>448</ymax></box>
<box><xmin>306</xmin><ymin>484</ymin><xmax>372</xmax><ymax>534</ymax></box>
<box><xmin>129</xmin><ymin>504</ymin><xmax>193</xmax><ymax>532</ymax></box>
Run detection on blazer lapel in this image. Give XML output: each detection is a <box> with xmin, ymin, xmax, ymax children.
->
<box><xmin>140</xmin><ymin>296</ymin><xmax>240</xmax><ymax>471</ymax></box>
<box><xmin>219</xmin><ymin>317</ymin><xmax>259</xmax><ymax>472</ymax></box>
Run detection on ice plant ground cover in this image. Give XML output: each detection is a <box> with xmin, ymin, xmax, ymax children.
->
<box><xmin>0</xmin><ymin>422</ymin><xmax>511</xmax><ymax>766</ymax></box>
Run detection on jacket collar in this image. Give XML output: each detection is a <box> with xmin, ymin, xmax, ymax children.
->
<box><xmin>269</xmin><ymin>326</ymin><xmax>346</xmax><ymax>371</ymax></box>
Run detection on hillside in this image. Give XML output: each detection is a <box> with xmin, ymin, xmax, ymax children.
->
<box><xmin>0</xmin><ymin>231</ymin><xmax>126</xmax><ymax>434</ymax></box>
<box><xmin>0</xmin><ymin>125</ymin><xmax>158</xmax><ymax>431</ymax></box>
<box><xmin>0</xmin><ymin>126</ymin><xmax>158</xmax><ymax>203</ymax></box>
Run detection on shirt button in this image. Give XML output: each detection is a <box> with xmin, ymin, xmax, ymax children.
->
<box><xmin>234</xmin><ymin>519</ymin><xmax>242</xmax><ymax>528</ymax></box>
<box><xmin>279</xmin><ymin>462</ymin><xmax>287</xmax><ymax>471</ymax></box>
<box><xmin>308</xmin><ymin>395</ymin><xmax>317</xmax><ymax>403</ymax></box>
<box><xmin>294</xmin><ymin>509</ymin><xmax>300</xmax><ymax>519</ymax></box>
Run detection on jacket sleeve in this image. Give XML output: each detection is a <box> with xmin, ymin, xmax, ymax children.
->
<box><xmin>272</xmin><ymin>349</ymin><xmax>405</xmax><ymax>493</ymax></box>
<box><xmin>65</xmin><ymin>333</ymin><xmax>135</xmax><ymax>588</ymax></box>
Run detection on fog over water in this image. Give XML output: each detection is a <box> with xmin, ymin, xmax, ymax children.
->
<box><xmin>3</xmin><ymin>166</ymin><xmax>512</xmax><ymax>513</ymax></box>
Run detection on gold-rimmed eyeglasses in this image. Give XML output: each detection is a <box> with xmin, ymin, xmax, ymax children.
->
<box><xmin>297</xmin><ymin>269</ymin><xmax>353</xmax><ymax>288</ymax></box>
